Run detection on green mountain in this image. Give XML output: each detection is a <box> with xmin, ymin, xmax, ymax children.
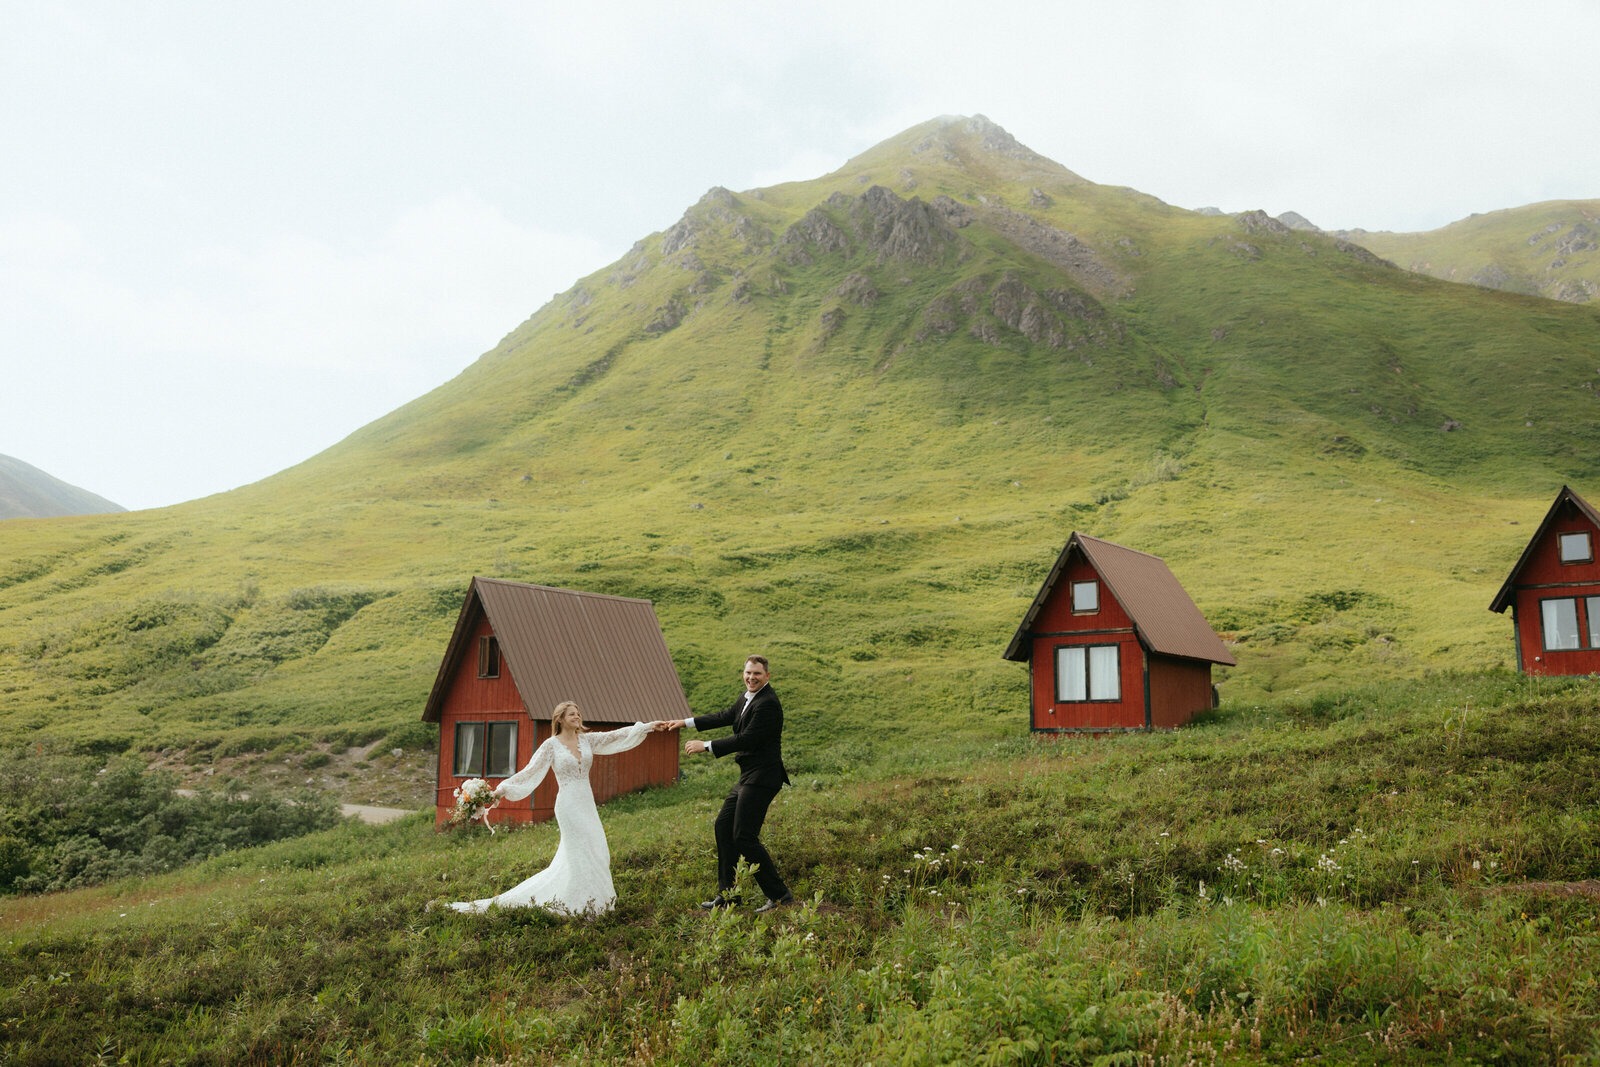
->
<box><xmin>4</xmin><ymin>114</ymin><xmax>1600</xmax><ymax>776</ymax></box>
<box><xmin>1341</xmin><ymin>200</ymin><xmax>1600</xmax><ymax>305</ymax></box>
<box><xmin>0</xmin><ymin>454</ymin><xmax>124</xmax><ymax>520</ymax></box>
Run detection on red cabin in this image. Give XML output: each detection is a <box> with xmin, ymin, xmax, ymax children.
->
<box><xmin>1489</xmin><ymin>486</ymin><xmax>1600</xmax><ymax>675</ymax></box>
<box><xmin>421</xmin><ymin>577</ymin><xmax>686</xmax><ymax>828</ymax></box>
<box><xmin>1003</xmin><ymin>533</ymin><xmax>1237</xmax><ymax>732</ymax></box>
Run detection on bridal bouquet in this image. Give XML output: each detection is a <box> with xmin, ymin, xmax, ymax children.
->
<box><xmin>449</xmin><ymin>778</ymin><xmax>499</xmax><ymax>833</ymax></box>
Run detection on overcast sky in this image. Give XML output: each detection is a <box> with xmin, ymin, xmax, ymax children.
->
<box><xmin>4</xmin><ymin>0</ymin><xmax>1596</xmax><ymax>512</ymax></box>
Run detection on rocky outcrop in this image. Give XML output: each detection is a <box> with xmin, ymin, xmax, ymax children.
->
<box><xmin>835</xmin><ymin>272</ymin><xmax>880</xmax><ymax>306</ymax></box>
<box><xmin>1556</xmin><ymin>279</ymin><xmax>1599</xmax><ymax>303</ymax></box>
<box><xmin>1277</xmin><ymin>211</ymin><xmax>1320</xmax><ymax>231</ymax></box>
<box><xmin>979</xmin><ymin>205</ymin><xmax>1123</xmax><ymax>293</ymax></box>
<box><xmin>929</xmin><ymin>195</ymin><xmax>974</xmax><ymax>228</ymax></box>
<box><xmin>916</xmin><ymin>272</ymin><xmax>1107</xmax><ymax>350</ymax></box>
<box><xmin>644</xmin><ymin>297</ymin><xmax>687</xmax><ymax>334</ymax></box>
<box><xmin>782</xmin><ymin>185</ymin><xmax>960</xmax><ymax>267</ymax></box>
<box><xmin>1556</xmin><ymin>223</ymin><xmax>1598</xmax><ymax>256</ymax></box>
<box><xmin>1236</xmin><ymin>210</ymin><xmax>1294</xmax><ymax>236</ymax></box>
<box><xmin>964</xmin><ymin>114</ymin><xmax>1047</xmax><ymax>163</ymax></box>
<box><xmin>781</xmin><ymin>206</ymin><xmax>852</xmax><ymax>264</ymax></box>
<box><xmin>850</xmin><ymin>185</ymin><xmax>959</xmax><ymax>265</ymax></box>
<box><xmin>1334</xmin><ymin>240</ymin><xmax>1396</xmax><ymax>269</ymax></box>
<box><xmin>660</xmin><ymin>187</ymin><xmax>773</xmax><ymax>262</ymax></box>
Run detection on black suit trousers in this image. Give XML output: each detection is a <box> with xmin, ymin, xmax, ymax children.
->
<box><xmin>713</xmin><ymin>781</ymin><xmax>788</xmax><ymax>900</ymax></box>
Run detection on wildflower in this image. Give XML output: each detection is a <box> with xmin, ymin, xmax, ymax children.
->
<box><xmin>1472</xmin><ymin>860</ymin><xmax>1481</xmax><ymax>870</ymax></box>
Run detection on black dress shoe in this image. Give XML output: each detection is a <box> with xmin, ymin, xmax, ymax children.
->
<box><xmin>754</xmin><ymin>893</ymin><xmax>796</xmax><ymax>914</ymax></box>
<box><xmin>698</xmin><ymin>895</ymin><xmax>740</xmax><ymax>910</ymax></box>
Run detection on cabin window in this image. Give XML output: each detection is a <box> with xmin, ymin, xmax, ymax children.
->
<box><xmin>1589</xmin><ymin>598</ymin><xmax>1600</xmax><ymax>648</ymax></box>
<box><xmin>1559</xmin><ymin>531</ymin><xmax>1594</xmax><ymax>564</ymax></box>
<box><xmin>453</xmin><ymin>720</ymin><xmax>519</xmax><ymax>777</ymax></box>
<box><xmin>1070</xmin><ymin>581</ymin><xmax>1099</xmax><ymax>613</ymax></box>
<box><xmin>1055</xmin><ymin>644</ymin><xmax>1121</xmax><ymax>702</ymax></box>
<box><xmin>477</xmin><ymin>635</ymin><xmax>501</xmax><ymax>678</ymax></box>
<box><xmin>1540</xmin><ymin>597</ymin><xmax>1582</xmax><ymax>651</ymax></box>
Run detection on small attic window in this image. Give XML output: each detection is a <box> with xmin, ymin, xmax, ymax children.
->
<box><xmin>478</xmin><ymin>635</ymin><xmax>501</xmax><ymax>678</ymax></box>
<box><xmin>1559</xmin><ymin>531</ymin><xmax>1593</xmax><ymax>564</ymax></box>
<box><xmin>1071</xmin><ymin>581</ymin><xmax>1099</xmax><ymax>613</ymax></box>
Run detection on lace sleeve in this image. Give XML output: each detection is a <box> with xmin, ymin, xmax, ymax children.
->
<box><xmin>585</xmin><ymin>721</ymin><xmax>653</xmax><ymax>756</ymax></box>
<box><xmin>494</xmin><ymin>738</ymin><xmax>554</xmax><ymax>802</ymax></box>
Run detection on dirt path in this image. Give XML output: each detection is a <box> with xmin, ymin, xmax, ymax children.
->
<box><xmin>341</xmin><ymin>804</ymin><xmax>418</xmax><ymax>825</ymax></box>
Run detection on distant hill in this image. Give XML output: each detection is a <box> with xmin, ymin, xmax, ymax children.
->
<box><xmin>0</xmin><ymin>454</ymin><xmax>124</xmax><ymax>519</ymax></box>
<box><xmin>1277</xmin><ymin>201</ymin><xmax>1599</xmax><ymax>305</ymax></box>
<box><xmin>3</xmin><ymin>114</ymin><xmax>1600</xmax><ymax>765</ymax></box>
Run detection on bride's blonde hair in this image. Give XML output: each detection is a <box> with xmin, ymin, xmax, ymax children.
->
<box><xmin>551</xmin><ymin>701</ymin><xmax>585</xmax><ymax>736</ymax></box>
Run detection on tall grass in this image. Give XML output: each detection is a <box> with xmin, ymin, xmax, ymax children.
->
<box><xmin>4</xmin><ymin>671</ymin><xmax>1598</xmax><ymax>1064</ymax></box>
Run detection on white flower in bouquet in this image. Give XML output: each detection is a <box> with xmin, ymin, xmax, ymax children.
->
<box><xmin>448</xmin><ymin>778</ymin><xmax>499</xmax><ymax>833</ymax></box>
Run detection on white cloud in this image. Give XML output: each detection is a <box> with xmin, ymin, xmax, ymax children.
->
<box><xmin>3</xmin><ymin>0</ymin><xmax>1597</xmax><ymax>508</ymax></box>
<box><xmin>0</xmin><ymin>195</ymin><xmax>611</xmax><ymax>508</ymax></box>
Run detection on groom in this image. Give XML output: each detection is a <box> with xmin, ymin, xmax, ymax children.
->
<box><xmin>666</xmin><ymin>655</ymin><xmax>794</xmax><ymax>913</ymax></box>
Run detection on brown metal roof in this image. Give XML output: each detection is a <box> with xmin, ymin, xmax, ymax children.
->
<box><xmin>1489</xmin><ymin>485</ymin><xmax>1600</xmax><ymax>613</ymax></box>
<box><xmin>421</xmin><ymin>577</ymin><xmax>692</xmax><ymax>724</ymax></box>
<box><xmin>1004</xmin><ymin>532</ymin><xmax>1237</xmax><ymax>666</ymax></box>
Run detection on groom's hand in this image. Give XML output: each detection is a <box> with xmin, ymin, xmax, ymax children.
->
<box><xmin>685</xmin><ymin>739</ymin><xmax>707</xmax><ymax>754</ymax></box>
<box><xmin>658</xmin><ymin>719</ymin><xmax>685</xmax><ymax>731</ymax></box>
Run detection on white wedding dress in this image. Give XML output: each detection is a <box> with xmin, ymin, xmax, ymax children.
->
<box><xmin>450</xmin><ymin>721</ymin><xmax>654</xmax><ymax>916</ymax></box>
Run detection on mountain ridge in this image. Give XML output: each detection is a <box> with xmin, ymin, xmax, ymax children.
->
<box><xmin>0</xmin><ymin>453</ymin><xmax>124</xmax><ymax>520</ymax></box>
<box><xmin>1243</xmin><ymin>199</ymin><xmax>1600</xmax><ymax>305</ymax></box>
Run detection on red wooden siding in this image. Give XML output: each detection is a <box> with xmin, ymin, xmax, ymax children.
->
<box><xmin>425</xmin><ymin>578</ymin><xmax>687</xmax><ymax>827</ymax></box>
<box><xmin>1510</xmin><ymin>508</ymin><xmax>1600</xmax><ymax>676</ymax></box>
<box><xmin>1028</xmin><ymin>557</ymin><xmax>1145</xmax><ymax>730</ymax></box>
<box><xmin>431</xmin><ymin>612</ymin><xmax>681</xmax><ymax>827</ymax></box>
<box><xmin>1148</xmin><ymin>655</ymin><xmax>1214</xmax><ymax>729</ymax></box>
<box><xmin>1008</xmin><ymin>533</ymin><xmax>1231</xmax><ymax>733</ymax></box>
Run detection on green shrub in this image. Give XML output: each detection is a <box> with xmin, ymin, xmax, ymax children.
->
<box><xmin>0</xmin><ymin>746</ymin><xmax>340</xmax><ymax>894</ymax></box>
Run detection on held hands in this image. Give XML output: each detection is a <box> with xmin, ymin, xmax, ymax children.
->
<box><xmin>652</xmin><ymin>719</ymin><xmax>686</xmax><ymax>732</ymax></box>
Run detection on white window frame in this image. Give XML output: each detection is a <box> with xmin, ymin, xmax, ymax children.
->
<box><xmin>1054</xmin><ymin>643</ymin><xmax>1122</xmax><ymax>702</ymax></box>
<box><xmin>1070</xmin><ymin>580</ymin><xmax>1099</xmax><ymax>614</ymax></box>
<box><xmin>1540</xmin><ymin>597</ymin><xmax>1582</xmax><ymax>651</ymax></box>
<box><xmin>1559</xmin><ymin>531</ymin><xmax>1594</xmax><ymax>564</ymax></box>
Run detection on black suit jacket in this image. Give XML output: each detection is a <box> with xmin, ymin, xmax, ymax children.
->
<box><xmin>696</xmin><ymin>684</ymin><xmax>790</xmax><ymax>789</ymax></box>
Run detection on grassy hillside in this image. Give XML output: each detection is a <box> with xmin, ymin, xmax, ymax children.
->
<box><xmin>1346</xmin><ymin>200</ymin><xmax>1600</xmax><ymax>305</ymax></box>
<box><xmin>3</xmin><ymin>115</ymin><xmax>1600</xmax><ymax>780</ymax></box>
<box><xmin>4</xmin><ymin>672</ymin><xmax>1598</xmax><ymax>1063</ymax></box>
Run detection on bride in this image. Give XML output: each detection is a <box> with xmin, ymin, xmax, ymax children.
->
<box><xmin>450</xmin><ymin>701</ymin><xmax>663</xmax><ymax>916</ymax></box>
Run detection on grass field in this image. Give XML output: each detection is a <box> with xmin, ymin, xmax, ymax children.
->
<box><xmin>2</xmin><ymin>117</ymin><xmax>1600</xmax><ymax>1061</ymax></box>
<box><xmin>3</xmin><ymin>671</ymin><xmax>1598</xmax><ymax>1063</ymax></box>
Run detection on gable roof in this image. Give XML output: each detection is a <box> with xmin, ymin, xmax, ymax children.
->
<box><xmin>1489</xmin><ymin>485</ymin><xmax>1600</xmax><ymax>613</ymax></box>
<box><xmin>422</xmin><ymin>577</ymin><xmax>692</xmax><ymax>723</ymax></box>
<box><xmin>1003</xmin><ymin>532</ymin><xmax>1237</xmax><ymax>666</ymax></box>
